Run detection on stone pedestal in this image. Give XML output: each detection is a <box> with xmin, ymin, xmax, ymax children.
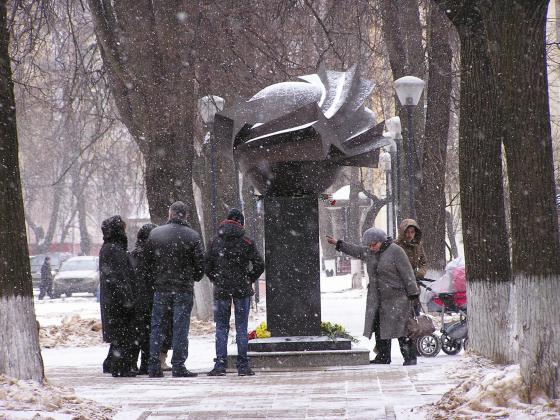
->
<box><xmin>264</xmin><ymin>195</ymin><xmax>321</xmax><ymax>336</ymax></box>
<box><xmin>248</xmin><ymin>336</ymin><xmax>351</xmax><ymax>352</ymax></box>
<box><xmin>227</xmin><ymin>348</ymin><xmax>370</xmax><ymax>370</ymax></box>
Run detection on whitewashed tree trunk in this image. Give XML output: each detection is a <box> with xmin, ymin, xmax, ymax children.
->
<box><xmin>0</xmin><ymin>296</ymin><xmax>44</xmax><ymax>381</ymax></box>
<box><xmin>467</xmin><ymin>281</ymin><xmax>515</xmax><ymax>364</ymax></box>
<box><xmin>515</xmin><ymin>274</ymin><xmax>560</xmax><ymax>399</ymax></box>
<box><xmin>0</xmin><ymin>0</ymin><xmax>45</xmax><ymax>382</ymax></box>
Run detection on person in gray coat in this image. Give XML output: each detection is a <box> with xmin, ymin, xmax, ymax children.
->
<box><xmin>327</xmin><ymin>227</ymin><xmax>420</xmax><ymax>365</ymax></box>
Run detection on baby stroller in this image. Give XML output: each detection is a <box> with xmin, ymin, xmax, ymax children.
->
<box><xmin>415</xmin><ymin>274</ymin><xmax>468</xmax><ymax>357</ymax></box>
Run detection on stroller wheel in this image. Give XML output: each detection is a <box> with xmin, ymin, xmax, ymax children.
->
<box><xmin>416</xmin><ymin>334</ymin><xmax>441</xmax><ymax>357</ymax></box>
<box><xmin>442</xmin><ymin>336</ymin><xmax>462</xmax><ymax>355</ymax></box>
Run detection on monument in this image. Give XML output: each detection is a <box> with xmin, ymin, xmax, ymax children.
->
<box><xmin>214</xmin><ymin>65</ymin><xmax>393</xmax><ymax>367</ymax></box>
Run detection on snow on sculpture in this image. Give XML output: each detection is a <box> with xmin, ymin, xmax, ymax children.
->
<box><xmin>214</xmin><ymin>64</ymin><xmax>392</xmax><ymax>197</ymax></box>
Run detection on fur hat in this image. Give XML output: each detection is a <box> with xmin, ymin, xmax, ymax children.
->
<box><xmin>362</xmin><ymin>227</ymin><xmax>387</xmax><ymax>245</ymax></box>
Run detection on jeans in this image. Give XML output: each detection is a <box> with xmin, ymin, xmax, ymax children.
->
<box><xmin>213</xmin><ymin>296</ymin><xmax>251</xmax><ymax>370</ymax></box>
<box><xmin>148</xmin><ymin>292</ymin><xmax>193</xmax><ymax>373</ymax></box>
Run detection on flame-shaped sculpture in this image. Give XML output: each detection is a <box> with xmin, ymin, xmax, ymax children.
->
<box><xmin>215</xmin><ymin>65</ymin><xmax>391</xmax><ymax>196</ymax></box>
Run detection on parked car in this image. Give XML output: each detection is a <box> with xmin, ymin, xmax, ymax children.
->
<box><xmin>52</xmin><ymin>256</ymin><xmax>99</xmax><ymax>298</ymax></box>
<box><xmin>29</xmin><ymin>253</ymin><xmax>72</xmax><ymax>288</ymax></box>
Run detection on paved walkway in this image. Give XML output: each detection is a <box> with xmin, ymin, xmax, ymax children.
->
<box><xmin>44</xmin><ymin>345</ymin><xmax>461</xmax><ymax>420</ymax></box>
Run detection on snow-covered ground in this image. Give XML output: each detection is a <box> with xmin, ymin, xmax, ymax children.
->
<box><xmin>2</xmin><ymin>276</ymin><xmax>556</xmax><ymax>419</ymax></box>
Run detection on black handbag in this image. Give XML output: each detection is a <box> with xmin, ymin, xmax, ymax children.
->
<box><xmin>406</xmin><ymin>303</ymin><xmax>435</xmax><ymax>339</ymax></box>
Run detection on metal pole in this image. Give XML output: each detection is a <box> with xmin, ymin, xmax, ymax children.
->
<box><xmin>250</xmin><ymin>187</ymin><xmax>260</xmax><ymax>305</ymax></box>
<box><xmin>209</xmin><ymin>127</ymin><xmax>218</xmax><ymax>232</ymax></box>
<box><xmin>390</xmin><ymin>147</ymin><xmax>398</xmax><ymax>238</ymax></box>
<box><xmin>405</xmin><ymin>105</ymin><xmax>417</xmax><ymax>220</ymax></box>
<box><xmin>395</xmin><ymin>136</ymin><xmax>402</xmax><ymax>225</ymax></box>
<box><xmin>386</xmin><ymin>169</ymin><xmax>392</xmax><ymax>236</ymax></box>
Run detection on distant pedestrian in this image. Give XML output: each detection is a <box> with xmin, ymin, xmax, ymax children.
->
<box><xmin>99</xmin><ymin>215</ymin><xmax>137</xmax><ymax>377</ymax></box>
<box><xmin>129</xmin><ymin>223</ymin><xmax>157</xmax><ymax>375</ymax></box>
<box><xmin>327</xmin><ymin>227</ymin><xmax>420</xmax><ymax>365</ymax></box>
<box><xmin>395</xmin><ymin>219</ymin><xmax>428</xmax><ymax>279</ymax></box>
<box><xmin>146</xmin><ymin>201</ymin><xmax>205</xmax><ymax>378</ymax></box>
<box><xmin>206</xmin><ymin>209</ymin><xmax>264</xmax><ymax>377</ymax></box>
<box><xmin>38</xmin><ymin>256</ymin><xmax>53</xmax><ymax>300</ymax></box>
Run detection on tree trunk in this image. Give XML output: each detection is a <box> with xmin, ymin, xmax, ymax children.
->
<box><xmin>445</xmin><ymin>210</ymin><xmax>458</xmax><ymax>259</ymax></box>
<box><xmin>36</xmin><ymin>181</ymin><xmax>64</xmax><ymax>254</ymax></box>
<box><xmin>417</xmin><ymin>4</ymin><xmax>453</xmax><ymax>271</ymax></box>
<box><xmin>347</xmin><ymin>168</ymin><xmax>361</xmax><ymax>244</ymax></box>
<box><xmin>359</xmin><ymin>189</ymin><xmax>390</xmax><ymax>236</ymax></box>
<box><xmin>144</xmin><ymin>132</ymin><xmax>199</xmax><ymax>227</ymax></box>
<box><xmin>435</xmin><ymin>1</ymin><xmax>514</xmax><ymax>363</ymax></box>
<box><xmin>485</xmin><ymin>1</ymin><xmax>560</xmax><ymax>398</ymax></box>
<box><xmin>77</xmin><ymin>196</ymin><xmax>91</xmax><ymax>255</ymax></box>
<box><xmin>0</xmin><ymin>0</ymin><xmax>44</xmax><ymax>381</ymax></box>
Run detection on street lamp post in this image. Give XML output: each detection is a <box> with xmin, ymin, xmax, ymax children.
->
<box><xmin>394</xmin><ymin>76</ymin><xmax>425</xmax><ymax>220</ymax></box>
<box><xmin>386</xmin><ymin>116</ymin><xmax>402</xmax><ymax>234</ymax></box>
<box><xmin>378</xmin><ymin>148</ymin><xmax>393</xmax><ymax>237</ymax></box>
<box><xmin>198</xmin><ymin>95</ymin><xmax>225</xmax><ymax>232</ymax></box>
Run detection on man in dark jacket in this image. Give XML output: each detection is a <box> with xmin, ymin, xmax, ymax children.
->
<box><xmin>206</xmin><ymin>209</ymin><xmax>264</xmax><ymax>377</ymax></box>
<box><xmin>129</xmin><ymin>223</ymin><xmax>157</xmax><ymax>375</ymax></box>
<box><xmin>146</xmin><ymin>201</ymin><xmax>205</xmax><ymax>378</ymax></box>
<box><xmin>99</xmin><ymin>215</ymin><xmax>137</xmax><ymax>377</ymax></box>
<box><xmin>38</xmin><ymin>256</ymin><xmax>53</xmax><ymax>300</ymax></box>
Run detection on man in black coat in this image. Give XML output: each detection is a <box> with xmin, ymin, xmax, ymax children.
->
<box><xmin>146</xmin><ymin>201</ymin><xmax>205</xmax><ymax>378</ymax></box>
<box><xmin>129</xmin><ymin>222</ymin><xmax>157</xmax><ymax>375</ymax></box>
<box><xmin>38</xmin><ymin>256</ymin><xmax>53</xmax><ymax>300</ymax></box>
<box><xmin>206</xmin><ymin>209</ymin><xmax>264</xmax><ymax>377</ymax></box>
<box><xmin>99</xmin><ymin>215</ymin><xmax>136</xmax><ymax>377</ymax></box>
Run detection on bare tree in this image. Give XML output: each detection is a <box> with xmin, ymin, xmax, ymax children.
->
<box><xmin>0</xmin><ymin>0</ymin><xmax>44</xmax><ymax>381</ymax></box>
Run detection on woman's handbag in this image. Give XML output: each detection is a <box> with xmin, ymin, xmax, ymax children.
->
<box><xmin>406</xmin><ymin>304</ymin><xmax>435</xmax><ymax>339</ymax></box>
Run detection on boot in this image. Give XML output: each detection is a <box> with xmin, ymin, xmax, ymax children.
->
<box><xmin>172</xmin><ymin>366</ymin><xmax>198</xmax><ymax>377</ymax></box>
<box><xmin>207</xmin><ymin>366</ymin><xmax>226</xmax><ymax>376</ymax></box>
<box><xmin>237</xmin><ymin>366</ymin><xmax>255</xmax><ymax>376</ymax></box>
<box><xmin>399</xmin><ymin>337</ymin><xmax>417</xmax><ymax>366</ymax></box>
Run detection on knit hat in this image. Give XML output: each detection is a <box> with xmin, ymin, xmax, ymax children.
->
<box><xmin>227</xmin><ymin>208</ymin><xmax>245</xmax><ymax>225</ymax></box>
<box><xmin>362</xmin><ymin>227</ymin><xmax>387</xmax><ymax>245</ymax></box>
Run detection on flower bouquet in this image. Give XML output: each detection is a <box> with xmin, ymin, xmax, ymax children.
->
<box><xmin>321</xmin><ymin>321</ymin><xmax>357</xmax><ymax>342</ymax></box>
<box><xmin>248</xmin><ymin>321</ymin><xmax>271</xmax><ymax>340</ymax></box>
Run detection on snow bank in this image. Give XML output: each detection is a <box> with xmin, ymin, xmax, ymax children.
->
<box><xmin>39</xmin><ymin>314</ymin><xmax>217</xmax><ymax>348</ymax></box>
<box><xmin>0</xmin><ymin>374</ymin><xmax>113</xmax><ymax>419</ymax></box>
<box><xmin>420</xmin><ymin>357</ymin><xmax>560</xmax><ymax>418</ymax></box>
<box><xmin>40</xmin><ymin>314</ymin><xmax>103</xmax><ymax>348</ymax></box>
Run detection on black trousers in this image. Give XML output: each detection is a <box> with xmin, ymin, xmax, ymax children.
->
<box><xmin>373</xmin><ymin>313</ymin><xmax>416</xmax><ymax>362</ymax></box>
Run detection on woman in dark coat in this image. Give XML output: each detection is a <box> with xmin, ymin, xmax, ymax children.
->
<box><xmin>99</xmin><ymin>215</ymin><xmax>136</xmax><ymax>377</ymax></box>
<box><xmin>327</xmin><ymin>227</ymin><xmax>420</xmax><ymax>365</ymax></box>
<box><xmin>129</xmin><ymin>223</ymin><xmax>157</xmax><ymax>375</ymax></box>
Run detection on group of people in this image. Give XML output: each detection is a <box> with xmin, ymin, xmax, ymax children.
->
<box><xmin>327</xmin><ymin>218</ymin><xmax>427</xmax><ymax>365</ymax></box>
<box><xmin>99</xmin><ymin>197</ymin><xmax>426</xmax><ymax>377</ymax></box>
<box><xmin>98</xmin><ymin>201</ymin><xmax>264</xmax><ymax>378</ymax></box>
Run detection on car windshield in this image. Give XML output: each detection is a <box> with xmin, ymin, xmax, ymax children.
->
<box><xmin>60</xmin><ymin>259</ymin><xmax>98</xmax><ymax>272</ymax></box>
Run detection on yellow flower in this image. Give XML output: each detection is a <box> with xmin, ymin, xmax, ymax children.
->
<box><xmin>256</xmin><ymin>321</ymin><xmax>271</xmax><ymax>338</ymax></box>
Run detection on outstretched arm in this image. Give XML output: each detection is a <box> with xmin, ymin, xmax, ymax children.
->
<box><xmin>326</xmin><ymin>235</ymin><xmax>369</xmax><ymax>260</ymax></box>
